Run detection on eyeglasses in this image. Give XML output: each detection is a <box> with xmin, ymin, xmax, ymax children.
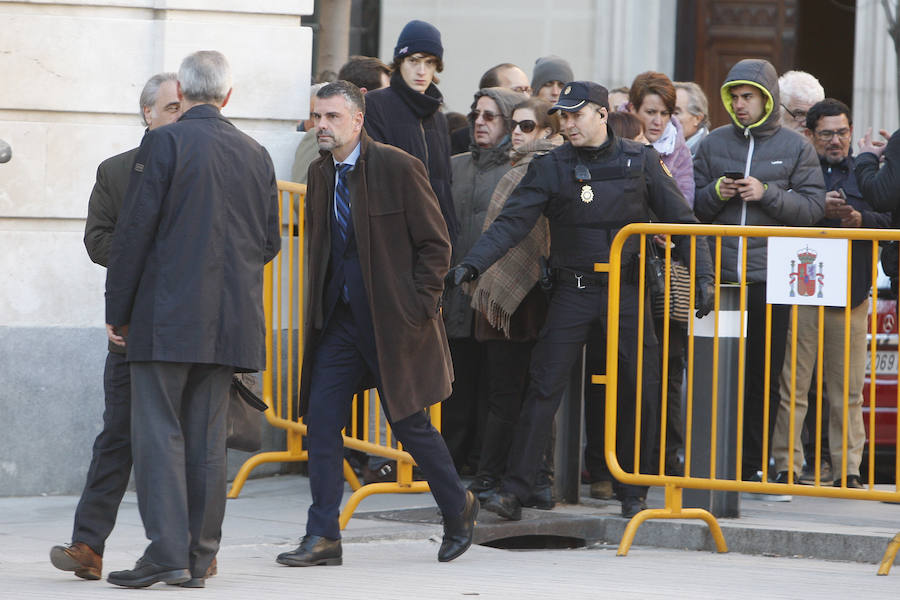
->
<box><xmin>814</xmin><ymin>128</ymin><xmax>851</xmax><ymax>142</ymax></box>
<box><xmin>511</xmin><ymin>119</ymin><xmax>537</xmax><ymax>133</ymax></box>
<box><xmin>781</xmin><ymin>104</ymin><xmax>807</xmax><ymax>122</ymax></box>
<box><xmin>468</xmin><ymin>110</ymin><xmax>500</xmax><ymax>122</ymax></box>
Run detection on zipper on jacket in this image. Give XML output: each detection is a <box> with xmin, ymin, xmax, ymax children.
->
<box><xmin>419</xmin><ymin>121</ymin><xmax>430</xmax><ymax>175</ymax></box>
<box><xmin>736</xmin><ymin>128</ymin><xmax>755</xmax><ymax>282</ymax></box>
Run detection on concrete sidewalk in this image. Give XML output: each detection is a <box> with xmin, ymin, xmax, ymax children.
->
<box><xmin>2</xmin><ymin>473</ymin><xmax>898</xmax><ymax>598</ymax></box>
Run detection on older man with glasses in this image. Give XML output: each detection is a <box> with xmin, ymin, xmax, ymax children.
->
<box><xmin>771</xmin><ymin>98</ymin><xmax>890</xmax><ymax>491</ymax></box>
<box><xmin>441</xmin><ymin>87</ymin><xmax>523</xmax><ymax>477</ymax></box>
<box><xmin>778</xmin><ymin>70</ymin><xmax>825</xmax><ymax>134</ymax></box>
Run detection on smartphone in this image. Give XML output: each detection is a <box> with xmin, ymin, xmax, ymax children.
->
<box><xmin>837</xmin><ymin>188</ymin><xmax>847</xmax><ymax>201</ymax></box>
<box><xmin>724</xmin><ymin>171</ymin><xmax>743</xmax><ymax>180</ymax></box>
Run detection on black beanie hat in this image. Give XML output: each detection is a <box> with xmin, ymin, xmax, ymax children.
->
<box><xmin>394</xmin><ymin>20</ymin><xmax>444</xmax><ymax>61</ymax></box>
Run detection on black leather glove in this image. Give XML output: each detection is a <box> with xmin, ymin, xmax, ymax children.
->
<box><xmin>695</xmin><ymin>276</ymin><xmax>715</xmax><ymax>319</ymax></box>
<box><xmin>445</xmin><ymin>264</ymin><xmax>478</xmax><ymax>288</ymax></box>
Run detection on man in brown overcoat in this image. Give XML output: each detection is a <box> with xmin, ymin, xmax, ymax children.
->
<box><xmin>276</xmin><ymin>81</ymin><xmax>477</xmax><ymax>567</ymax></box>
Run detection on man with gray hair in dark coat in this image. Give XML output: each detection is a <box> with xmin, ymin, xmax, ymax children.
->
<box><xmin>104</xmin><ymin>50</ymin><xmax>281</xmax><ymax>588</ymax></box>
<box><xmin>50</xmin><ymin>71</ymin><xmax>181</xmax><ymax>583</ymax></box>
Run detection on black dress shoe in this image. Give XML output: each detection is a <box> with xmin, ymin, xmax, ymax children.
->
<box><xmin>483</xmin><ymin>490</ymin><xmax>522</xmax><ymax>521</ymax></box>
<box><xmin>107</xmin><ymin>557</ymin><xmax>190</xmax><ymax>588</ymax></box>
<box><xmin>467</xmin><ymin>475</ymin><xmax>500</xmax><ymax>503</ymax></box>
<box><xmin>439</xmin><ymin>490</ymin><xmax>479</xmax><ymax>562</ymax></box>
<box><xmin>620</xmin><ymin>496</ymin><xmax>647</xmax><ymax>518</ymax></box>
<box><xmin>276</xmin><ymin>535</ymin><xmax>342</xmax><ymax>567</ymax></box>
<box><xmin>834</xmin><ymin>474</ymin><xmax>864</xmax><ymax>489</ymax></box>
<box><xmin>168</xmin><ymin>556</ymin><xmax>218</xmax><ymax>588</ymax></box>
<box><xmin>522</xmin><ymin>484</ymin><xmax>555</xmax><ymax>510</ymax></box>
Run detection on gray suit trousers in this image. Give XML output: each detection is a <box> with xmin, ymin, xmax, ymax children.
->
<box><xmin>130</xmin><ymin>361</ymin><xmax>231</xmax><ymax>575</ymax></box>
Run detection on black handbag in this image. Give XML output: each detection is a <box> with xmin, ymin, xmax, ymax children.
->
<box><xmin>227</xmin><ymin>373</ymin><xmax>266</xmax><ymax>452</ymax></box>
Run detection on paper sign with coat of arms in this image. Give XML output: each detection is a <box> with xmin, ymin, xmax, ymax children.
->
<box><xmin>766</xmin><ymin>237</ymin><xmax>849</xmax><ymax>307</ymax></box>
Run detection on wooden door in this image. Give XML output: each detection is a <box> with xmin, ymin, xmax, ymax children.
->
<box><xmin>677</xmin><ymin>0</ymin><xmax>798</xmax><ymax>129</ymax></box>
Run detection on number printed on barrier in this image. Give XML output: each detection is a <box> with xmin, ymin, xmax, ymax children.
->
<box><xmin>866</xmin><ymin>350</ymin><xmax>899</xmax><ymax>375</ymax></box>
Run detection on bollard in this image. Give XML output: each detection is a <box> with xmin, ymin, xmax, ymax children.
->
<box><xmin>684</xmin><ymin>284</ymin><xmax>743</xmax><ymax>517</ymax></box>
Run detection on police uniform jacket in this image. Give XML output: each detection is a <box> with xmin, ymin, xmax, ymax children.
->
<box><xmin>299</xmin><ymin>130</ymin><xmax>454</xmax><ymax>422</ymax></box>
<box><xmin>105</xmin><ymin>104</ymin><xmax>281</xmax><ymax>372</ymax></box>
<box><xmin>693</xmin><ymin>59</ymin><xmax>825</xmax><ymax>284</ymax></box>
<box><xmin>463</xmin><ymin>129</ymin><xmax>712</xmax><ymax>282</ymax></box>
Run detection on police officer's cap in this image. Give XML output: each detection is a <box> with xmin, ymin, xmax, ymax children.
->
<box><xmin>548</xmin><ymin>81</ymin><xmax>610</xmax><ymax>114</ymax></box>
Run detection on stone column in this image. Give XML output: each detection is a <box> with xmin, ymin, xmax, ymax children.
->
<box><xmin>853</xmin><ymin>0</ymin><xmax>899</xmax><ymax>135</ymax></box>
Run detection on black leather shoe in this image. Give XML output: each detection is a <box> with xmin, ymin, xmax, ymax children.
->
<box><xmin>438</xmin><ymin>490</ymin><xmax>478</xmax><ymax>562</ymax></box>
<box><xmin>276</xmin><ymin>535</ymin><xmax>342</xmax><ymax>567</ymax></box>
<box><xmin>774</xmin><ymin>471</ymin><xmax>800</xmax><ymax>485</ymax></box>
<box><xmin>834</xmin><ymin>474</ymin><xmax>864</xmax><ymax>489</ymax></box>
<box><xmin>522</xmin><ymin>484</ymin><xmax>555</xmax><ymax>510</ymax></box>
<box><xmin>169</xmin><ymin>557</ymin><xmax>218</xmax><ymax>588</ymax></box>
<box><xmin>467</xmin><ymin>475</ymin><xmax>500</xmax><ymax>503</ymax></box>
<box><xmin>107</xmin><ymin>557</ymin><xmax>190</xmax><ymax>588</ymax></box>
<box><xmin>483</xmin><ymin>490</ymin><xmax>522</xmax><ymax>521</ymax></box>
<box><xmin>620</xmin><ymin>496</ymin><xmax>647</xmax><ymax>518</ymax></box>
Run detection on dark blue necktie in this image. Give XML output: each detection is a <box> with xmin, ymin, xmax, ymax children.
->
<box><xmin>334</xmin><ymin>163</ymin><xmax>352</xmax><ymax>243</ymax></box>
<box><xmin>334</xmin><ymin>163</ymin><xmax>352</xmax><ymax>302</ymax></box>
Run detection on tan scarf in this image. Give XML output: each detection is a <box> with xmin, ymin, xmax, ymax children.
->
<box><xmin>470</xmin><ymin>138</ymin><xmax>558</xmax><ymax>337</ymax></box>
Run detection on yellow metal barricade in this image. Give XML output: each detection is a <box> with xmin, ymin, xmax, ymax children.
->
<box><xmin>601</xmin><ymin>223</ymin><xmax>900</xmax><ymax>575</ymax></box>
<box><xmin>227</xmin><ymin>181</ymin><xmax>437</xmax><ymax>529</ymax></box>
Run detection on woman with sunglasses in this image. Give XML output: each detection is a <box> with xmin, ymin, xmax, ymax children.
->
<box><xmin>467</xmin><ymin>97</ymin><xmax>561</xmax><ymax>507</ymax></box>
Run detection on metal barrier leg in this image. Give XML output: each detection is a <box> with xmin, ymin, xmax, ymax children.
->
<box><xmin>343</xmin><ymin>458</ymin><xmax>362</xmax><ymax>491</ymax></box>
<box><xmin>877</xmin><ymin>532</ymin><xmax>900</xmax><ymax>576</ymax></box>
<box><xmin>617</xmin><ymin>485</ymin><xmax>728</xmax><ymax>556</ymax></box>
<box><xmin>228</xmin><ymin>450</ymin><xmax>308</xmax><ymax>499</ymax></box>
<box><xmin>338</xmin><ymin>480</ymin><xmax>432</xmax><ymax>530</ymax></box>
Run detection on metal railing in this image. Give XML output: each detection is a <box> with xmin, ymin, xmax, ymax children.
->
<box><xmin>227</xmin><ymin>181</ymin><xmax>437</xmax><ymax>529</ymax></box>
<box><xmin>601</xmin><ymin>223</ymin><xmax>900</xmax><ymax>575</ymax></box>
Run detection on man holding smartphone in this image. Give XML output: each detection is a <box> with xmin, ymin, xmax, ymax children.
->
<box><xmin>693</xmin><ymin>58</ymin><xmax>825</xmax><ymax>485</ymax></box>
<box><xmin>771</xmin><ymin>98</ymin><xmax>890</xmax><ymax>490</ymax></box>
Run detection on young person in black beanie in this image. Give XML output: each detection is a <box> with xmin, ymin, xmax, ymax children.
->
<box><xmin>531</xmin><ymin>55</ymin><xmax>574</xmax><ymax>105</ymax></box>
<box><xmin>364</xmin><ymin>19</ymin><xmax>459</xmax><ymax>244</ymax></box>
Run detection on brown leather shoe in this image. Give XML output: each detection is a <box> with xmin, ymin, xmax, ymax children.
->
<box><xmin>206</xmin><ymin>557</ymin><xmax>217</xmax><ymax>578</ymax></box>
<box><xmin>50</xmin><ymin>542</ymin><xmax>102</xmax><ymax>580</ymax></box>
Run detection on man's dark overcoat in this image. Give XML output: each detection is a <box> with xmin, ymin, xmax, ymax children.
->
<box><xmin>300</xmin><ymin>129</ymin><xmax>453</xmax><ymax>422</ymax></box>
<box><xmin>105</xmin><ymin>104</ymin><xmax>281</xmax><ymax>372</ymax></box>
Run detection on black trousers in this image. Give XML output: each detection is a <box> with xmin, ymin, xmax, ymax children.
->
<box><xmin>651</xmin><ymin>318</ymin><xmax>687</xmax><ymax>474</ymax></box>
<box><xmin>501</xmin><ymin>275</ymin><xmax>659</xmax><ymax>502</ymax></box>
<box><xmin>441</xmin><ymin>337</ymin><xmax>488</xmax><ymax>472</ymax></box>
<box><xmin>130</xmin><ymin>361</ymin><xmax>231</xmax><ymax>576</ymax></box>
<box><xmin>72</xmin><ymin>351</ymin><xmax>132</xmax><ymax>556</ymax></box>
<box><xmin>475</xmin><ymin>340</ymin><xmax>533</xmax><ymax>481</ymax></box>
<box><xmin>305</xmin><ymin>302</ymin><xmax>465</xmax><ymax>540</ymax></box>
<box><xmin>742</xmin><ymin>283</ymin><xmax>790</xmax><ymax>478</ymax></box>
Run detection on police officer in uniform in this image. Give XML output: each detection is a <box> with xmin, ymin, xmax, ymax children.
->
<box><xmin>447</xmin><ymin>81</ymin><xmax>715</xmax><ymax>518</ymax></box>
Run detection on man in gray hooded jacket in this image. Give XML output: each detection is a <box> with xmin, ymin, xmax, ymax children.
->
<box><xmin>441</xmin><ymin>86</ymin><xmax>522</xmax><ymax>473</ymax></box>
<box><xmin>693</xmin><ymin>58</ymin><xmax>825</xmax><ymax>483</ymax></box>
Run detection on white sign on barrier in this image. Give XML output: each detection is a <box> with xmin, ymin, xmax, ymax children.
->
<box><xmin>766</xmin><ymin>237</ymin><xmax>849</xmax><ymax>307</ymax></box>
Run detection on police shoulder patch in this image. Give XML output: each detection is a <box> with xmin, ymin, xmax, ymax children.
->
<box><xmin>659</xmin><ymin>159</ymin><xmax>672</xmax><ymax>178</ymax></box>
